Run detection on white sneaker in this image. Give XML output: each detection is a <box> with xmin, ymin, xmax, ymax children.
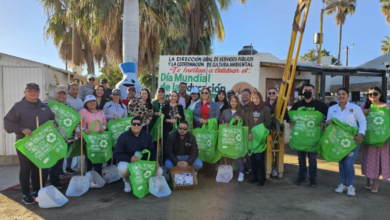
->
<box><xmin>124</xmin><ymin>181</ymin><xmax>132</xmax><ymax>193</ymax></box>
<box><xmin>347</xmin><ymin>185</ymin><xmax>355</xmax><ymax>196</ymax></box>
<box><xmin>238</xmin><ymin>172</ymin><xmax>244</xmax><ymax>182</ymax></box>
<box><xmin>335</xmin><ymin>184</ymin><xmax>346</xmax><ymax>193</ymax></box>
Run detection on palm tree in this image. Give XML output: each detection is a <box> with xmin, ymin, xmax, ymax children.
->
<box><xmin>325</xmin><ymin>0</ymin><xmax>356</xmax><ymax>65</ymax></box>
<box><xmin>381</xmin><ymin>36</ymin><xmax>390</xmax><ymax>54</ymax></box>
<box><xmin>381</xmin><ymin>0</ymin><xmax>390</xmax><ymax>25</ymax></box>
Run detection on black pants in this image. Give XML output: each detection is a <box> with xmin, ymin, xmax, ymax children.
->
<box><xmin>106</xmin><ymin>148</ymin><xmax>117</xmax><ymax>166</ymax></box>
<box><xmin>251</xmin><ymin>152</ymin><xmax>266</xmax><ymax>180</ymax></box>
<box><xmin>41</xmin><ymin>158</ymin><xmax>63</xmax><ymax>186</ymax></box>
<box><xmin>16</xmin><ymin>149</ymin><xmax>43</xmax><ymax>195</ymax></box>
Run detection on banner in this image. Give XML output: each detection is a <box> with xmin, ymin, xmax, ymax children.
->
<box><xmin>48</xmin><ymin>100</ymin><xmax>81</xmax><ymax>139</ymax></box>
<box><xmin>14</xmin><ymin>120</ymin><xmax>67</xmax><ymax>169</ymax></box>
<box><xmin>158</xmin><ymin>55</ymin><xmax>260</xmax><ymax>98</ymax></box>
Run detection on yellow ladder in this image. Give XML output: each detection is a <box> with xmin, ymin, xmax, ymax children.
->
<box><xmin>266</xmin><ymin>0</ymin><xmax>312</xmax><ymax>179</ymax></box>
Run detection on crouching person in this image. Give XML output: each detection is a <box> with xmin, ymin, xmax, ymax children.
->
<box><xmin>113</xmin><ymin>117</ymin><xmax>160</xmax><ymax>192</ymax></box>
<box><xmin>164</xmin><ymin>121</ymin><xmax>203</xmax><ymax>172</ymax></box>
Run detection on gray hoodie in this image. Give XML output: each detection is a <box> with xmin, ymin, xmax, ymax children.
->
<box><xmin>78</xmin><ymin>83</ymin><xmax>95</xmax><ymax>101</ymax></box>
<box><xmin>4</xmin><ymin>98</ymin><xmax>55</xmax><ymax>140</ymax></box>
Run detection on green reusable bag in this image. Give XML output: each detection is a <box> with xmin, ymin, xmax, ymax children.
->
<box><xmin>14</xmin><ymin>120</ymin><xmax>67</xmax><ymax>169</ymax></box>
<box><xmin>66</xmin><ymin>139</ymin><xmax>81</xmax><ymax>158</ymax></box>
<box><xmin>193</xmin><ymin>123</ymin><xmax>219</xmax><ymax>163</ymax></box>
<box><xmin>107</xmin><ymin>117</ymin><xmax>133</xmax><ymax>146</ymax></box>
<box><xmin>83</xmin><ymin>120</ymin><xmax>113</xmax><ymax>164</ymax></box>
<box><xmin>363</xmin><ymin>104</ymin><xmax>390</xmax><ymax>147</ymax></box>
<box><xmin>248</xmin><ymin>123</ymin><xmax>270</xmax><ymax>155</ymax></box>
<box><xmin>184</xmin><ymin>109</ymin><xmax>194</xmax><ymax>133</ymax></box>
<box><xmin>169</xmin><ymin>119</ymin><xmax>179</xmax><ymax>135</ymax></box>
<box><xmin>150</xmin><ymin>114</ymin><xmax>164</xmax><ymax>141</ymax></box>
<box><xmin>218</xmin><ymin>117</ymin><xmax>248</xmax><ymax>159</ymax></box>
<box><xmin>288</xmin><ymin>107</ymin><xmax>324</xmax><ymax>152</ymax></box>
<box><xmin>127</xmin><ymin>149</ymin><xmax>156</xmax><ymax>199</ymax></box>
<box><xmin>48</xmin><ymin>100</ymin><xmax>81</xmax><ymax>139</ymax></box>
<box><xmin>318</xmin><ymin>118</ymin><xmax>359</xmax><ymax>162</ymax></box>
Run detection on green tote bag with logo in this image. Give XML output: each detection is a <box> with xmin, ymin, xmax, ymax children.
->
<box><xmin>48</xmin><ymin>100</ymin><xmax>81</xmax><ymax>139</ymax></box>
<box><xmin>83</xmin><ymin>120</ymin><xmax>112</xmax><ymax>164</ymax></box>
<box><xmin>107</xmin><ymin>117</ymin><xmax>133</xmax><ymax>146</ymax></box>
<box><xmin>363</xmin><ymin>104</ymin><xmax>390</xmax><ymax>147</ymax></box>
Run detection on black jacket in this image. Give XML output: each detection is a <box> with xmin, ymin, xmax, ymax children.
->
<box><xmin>165</xmin><ymin>131</ymin><xmax>199</xmax><ymax>165</ymax></box>
<box><xmin>162</xmin><ymin>104</ymin><xmax>185</xmax><ymax>133</ymax></box>
<box><xmin>4</xmin><ymin>98</ymin><xmax>55</xmax><ymax>139</ymax></box>
<box><xmin>114</xmin><ymin>130</ymin><xmax>156</xmax><ymax>162</ymax></box>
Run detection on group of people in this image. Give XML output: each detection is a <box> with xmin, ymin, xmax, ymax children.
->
<box><xmin>3</xmin><ymin>75</ymin><xmax>389</xmax><ymax>204</ymax></box>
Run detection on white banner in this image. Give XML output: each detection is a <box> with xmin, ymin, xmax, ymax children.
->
<box><xmin>158</xmin><ymin>55</ymin><xmax>260</xmax><ymax>97</ymax></box>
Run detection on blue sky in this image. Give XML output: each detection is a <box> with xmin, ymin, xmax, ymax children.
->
<box><xmin>0</xmin><ymin>0</ymin><xmax>388</xmax><ymax>76</ymax></box>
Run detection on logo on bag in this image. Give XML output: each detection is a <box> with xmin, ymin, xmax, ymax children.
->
<box><xmin>138</xmin><ymin>186</ymin><xmax>143</xmax><ymax>190</ymax></box>
<box><xmin>91</xmin><ymin>153</ymin><xmax>95</xmax><ymax>157</ymax></box>
<box><xmin>306</xmin><ymin>121</ymin><xmax>315</xmax><ymax>127</ymax></box>
<box><xmin>100</xmin><ymin>140</ymin><xmax>108</xmax><ymax>148</ymax></box>
<box><xmin>236</xmin><ymin>134</ymin><xmax>241</xmax><ymax>142</ymax></box>
<box><xmin>294</xmin><ymin>132</ymin><xmax>299</xmax><ymax>136</ymax></box>
<box><xmin>63</xmin><ymin>118</ymin><xmax>72</xmax><ymax>127</ymax></box>
<box><xmin>46</xmin><ymin>133</ymin><xmax>56</xmax><ymax>143</ymax></box>
<box><xmin>207</xmin><ymin>140</ymin><xmax>212</xmax><ymax>147</ymax></box>
<box><xmin>325</xmin><ymin>140</ymin><xmax>329</xmax><ymax>144</ymax></box>
<box><xmin>144</xmin><ymin>171</ymin><xmax>152</xmax><ymax>178</ymax></box>
<box><xmin>373</xmin><ymin>117</ymin><xmax>384</xmax><ymax>125</ymax></box>
<box><xmin>43</xmin><ymin>157</ymin><xmax>49</xmax><ymax>164</ymax></box>
<box><xmin>341</xmin><ymin>139</ymin><xmax>351</xmax><ymax>148</ymax></box>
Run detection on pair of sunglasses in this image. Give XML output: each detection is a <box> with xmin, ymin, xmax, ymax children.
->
<box><xmin>368</xmin><ymin>92</ymin><xmax>379</xmax><ymax>97</ymax></box>
<box><xmin>178</xmin><ymin>127</ymin><xmax>188</xmax><ymax>131</ymax></box>
<box><xmin>89</xmin><ymin>78</ymin><xmax>95</xmax><ymax>81</ymax></box>
<box><xmin>201</xmin><ymin>92</ymin><xmax>208</xmax><ymax>95</ymax></box>
<box><xmin>268</xmin><ymin>92</ymin><xmax>276</xmax><ymax>95</ymax></box>
<box><xmin>132</xmin><ymin>123</ymin><xmax>142</xmax><ymax>126</ymax></box>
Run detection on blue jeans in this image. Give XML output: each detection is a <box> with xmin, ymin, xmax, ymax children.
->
<box><xmin>251</xmin><ymin>153</ymin><xmax>265</xmax><ymax>180</ymax></box>
<box><xmin>339</xmin><ymin>145</ymin><xmax>360</xmax><ymax>186</ymax></box>
<box><xmin>165</xmin><ymin>155</ymin><xmax>203</xmax><ymax>171</ymax></box>
<box><xmin>297</xmin><ymin>151</ymin><xmax>317</xmax><ymax>181</ymax></box>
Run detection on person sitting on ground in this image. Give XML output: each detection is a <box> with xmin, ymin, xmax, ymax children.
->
<box><xmin>114</xmin><ymin>117</ymin><xmax>161</xmax><ymax>192</ymax></box>
<box><xmin>164</xmin><ymin>121</ymin><xmax>203</xmax><ymax>172</ymax></box>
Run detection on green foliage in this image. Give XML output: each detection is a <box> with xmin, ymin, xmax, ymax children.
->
<box><xmin>98</xmin><ymin>66</ymin><xmax>123</xmax><ymax>89</ymax></box>
<box><xmin>381</xmin><ymin>36</ymin><xmax>390</xmax><ymax>54</ymax></box>
<box><xmin>299</xmin><ymin>48</ymin><xmax>339</xmax><ymax>65</ymax></box>
<box><xmin>139</xmin><ymin>68</ymin><xmax>159</xmax><ymax>92</ymax></box>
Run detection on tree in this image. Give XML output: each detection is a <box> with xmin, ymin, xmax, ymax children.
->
<box><xmin>98</xmin><ymin>65</ymin><xmax>123</xmax><ymax>89</ymax></box>
<box><xmin>299</xmin><ymin>48</ymin><xmax>339</xmax><ymax>64</ymax></box>
<box><xmin>381</xmin><ymin>0</ymin><xmax>390</xmax><ymax>25</ymax></box>
<box><xmin>325</xmin><ymin>0</ymin><xmax>356</xmax><ymax>65</ymax></box>
<box><xmin>381</xmin><ymin>36</ymin><xmax>390</xmax><ymax>54</ymax></box>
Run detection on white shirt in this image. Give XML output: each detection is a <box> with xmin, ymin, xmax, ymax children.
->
<box><xmin>179</xmin><ymin>96</ymin><xmax>186</xmax><ymax>109</ymax></box>
<box><xmin>188</xmin><ymin>100</ymin><xmax>199</xmax><ymax>110</ymax></box>
<box><xmin>327</xmin><ymin>102</ymin><xmax>366</xmax><ymax>135</ymax></box>
<box><xmin>66</xmin><ymin>94</ymin><xmax>84</xmax><ymax>112</ymax></box>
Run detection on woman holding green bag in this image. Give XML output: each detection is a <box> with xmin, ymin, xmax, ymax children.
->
<box><xmin>361</xmin><ymin>87</ymin><xmax>390</xmax><ymax>193</ymax></box>
<box><xmin>79</xmin><ymin>95</ymin><xmax>107</xmax><ymax>176</ymax></box>
<box><xmin>326</xmin><ymin>88</ymin><xmax>366</xmax><ymax>196</ymax></box>
<box><xmin>244</xmin><ymin>91</ymin><xmax>271</xmax><ymax>186</ymax></box>
<box><xmin>150</xmin><ymin>87</ymin><xmax>168</xmax><ymax>131</ymax></box>
<box><xmin>219</xmin><ymin>95</ymin><xmax>245</xmax><ymax>181</ymax></box>
<box><xmin>162</xmin><ymin>91</ymin><xmax>184</xmax><ymax>148</ymax></box>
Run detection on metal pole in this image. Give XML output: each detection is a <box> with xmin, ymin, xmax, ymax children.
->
<box><xmin>316</xmin><ymin>8</ymin><xmax>324</xmax><ymax>99</ymax></box>
<box><xmin>342</xmin><ymin>44</ymin><xmax>354</xmax><ymax>89</ymax></box>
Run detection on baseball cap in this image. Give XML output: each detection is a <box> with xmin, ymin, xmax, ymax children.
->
<box><xmin>242</xmin><ymin>88</ymin><xmax>252</xmax><ymax>94</ymax></box>
<box><xmin>84</xmin><ymin>95</ymin><xmax>97</xmax><ymax>105</ymax></box>
<box><xmin>227</xmin><ymin>90</ymin><xmax>235</xmax><ymax>95</ymax></box>
<box><xmin>158</xmin><ymin>87</ymin><xmax>165</xmax><ymax>92</ymax></box>
<box><xmin>87</xmin><ymin>74</ymin><xmax>95</xmax><ymax>79</ymax></box>
<box><xmin>54</xmin><ymin>85</ymin><xmax>67</xmax><ymax>93</ymax></box>
<box><xmin>190</xmin><ymin>87</ymin><xmax>199</xmax><ymax>94</ymax></box>
<box><xmin>112</xmin><ymin>89</ymin><xmax>121</xmax><ymax>96</ymax></box>
<box><xmin>101</xmin><ymin>78</ymin><xmax>108</xmax><ymax>83</ymax></box>
<box><xmin>127</xmin><ymin>86</ymin><xmax>136</xmax><ymax>91</ymax></box>
<box><xmin>25</xmin><ymin>83</ymin><xmax>40</xmax><ymax>91</ymax></box>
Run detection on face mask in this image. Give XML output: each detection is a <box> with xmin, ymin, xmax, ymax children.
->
<box><xmin>303</xmin><ymin>91</ymin><xmax>312</xmax><ymax>99</ymax></box>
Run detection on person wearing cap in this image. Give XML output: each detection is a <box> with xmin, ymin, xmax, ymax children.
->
<box><xmin>227</xmin><ymin>90</ymin><xmax>235</xmax><ymax>100</ymax></box>
<box><xmin>241</xmin><ymin>88</ymin><xmax>252</xmax><ymax>113</ymax></box>
<box><xmin>150</xmin><ymin>87</ymin><xmax>168</xmax><ymax>131</ymax></box>
<box><xmin>178</xmin><ymin>82</ymin><xmax>190</xmax><ymax>109</ymax></box>
<box><xmin>186</xmin><ymin>87</ymin><xmax>200</xmax><ymax>110</ymax></box>
<box><xmin>121</xmin><ymin>86</ymin><xmax>136</xmax><ymax>107</ymax></box>
<box><xmin>79</xmin><ymin>74</ymin><xmax>96</xmax><ymax>102</ymax></box>
<box><xmin>100</xmin><ymin>78</ymin><xmax>112</xmax><ymax>97</ymax></box>
<box><xmin>103</xmin><ymin>89</ymin><xmax>128</xmax><ymax>123</ymax></box>
<box><xmin>114</xmin><ymin>117</ymin><xmax>160</xmax><ymax>193</ymax></box>
<box><xmin>79</xmin><ymin>94</ymin><xmax>107</xmax><ymax>176</ymax></box>
<box><xmin>42</xmin><ymin>85</ymin><xmax>72</xmax><ymax>188</ymax></box>
<box><xmin>4</xmin><ymin>83</ymin><xmax>55</xmax><ymax>204</ymax></box>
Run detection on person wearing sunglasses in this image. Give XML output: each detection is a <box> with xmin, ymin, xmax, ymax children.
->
<box><xmin>114</xmin><ymin>117</ymin><xmax>160</xmax><ymax>193</ymax></box>
<box><xmin>4</xmin><ymin>83</ymin><xmax>55</xmax><ymax>204</ymax></box>
<box><xmin>219</xmin><ymin>95</ymin><xmax>246</xmax><ymax>181</ymax></box>
<box><xmin>164</xmin><ymin>121</ymin><xmax>203</xmax><ymax>172</ymax></box>
<box><xmin>193</xmin><ymin>87</ymin><xmax>220</xmax><ymax>128</ymax></box>
<box><xmin>287</xmin><ymin>84</ymin><xmax>328</xmax><ymax>188</ymax></box>
<box><xmin>361</xmin><ymin>87</ymin><xmax>389</xmax><ymax>194</ymax></box>
<box><xmin>79</xmin><ymin>74</ymin><xmax>96</xmax><ymax>102</ymax></box>
<box><xmin>326</xmin><ymin>87</ymin><xmax>366</xmax><ymax>196</ymax></box>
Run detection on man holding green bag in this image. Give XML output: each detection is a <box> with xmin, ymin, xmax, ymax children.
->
<box><xmin>287</xmin><ymin>84</ymin><xmax>328</xmax><ymax>187</ymax></box>
<box><xmin>114</xmin><ymin>117</ymin><xmax>160</xmax><ymax>193</ymax></box>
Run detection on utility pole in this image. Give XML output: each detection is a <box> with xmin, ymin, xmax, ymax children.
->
<box><xmin>342</xmin><ymin>43</ymin><xmax>354</xmax><ymax>89</ymax></box>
